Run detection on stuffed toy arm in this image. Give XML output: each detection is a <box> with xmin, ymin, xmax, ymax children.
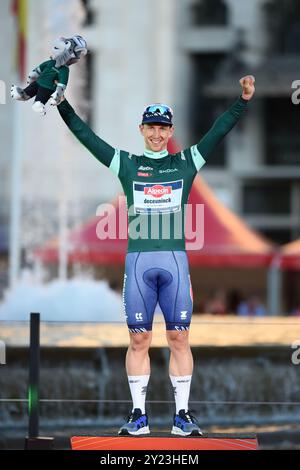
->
<box><xmin>27</xmin><ymin>68</ymin><xmax>40</xmax><ymax>84</ymax></box>
<box><xmin>27</xmin><ymin>69</ymin><xmax>41</xmax><ymax>85</ymax></box>
<box><xmin>49</xmin><ymin>83</ymin><xmax>67</xmax><ymax>106</ymax></box>
<box><xmin>49</xmin><ymin>66</ymin><xmax>69</xmax><ymax>106</ymax></box>
<box><xmin>27</xmin><ymin>61</ymin><xmax>49</xmax><ymax>84</ymax></box>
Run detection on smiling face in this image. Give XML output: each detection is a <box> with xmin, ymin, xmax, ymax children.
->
<box><xmin>139</xmin><ymin>123</ymin><xmax>174</xmax><ymax>152</ymax></box>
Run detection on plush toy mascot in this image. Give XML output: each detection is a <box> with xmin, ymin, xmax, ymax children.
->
<box><xmin>11</xmin><ymin>35</ymin><xmax>87</xmax><ymax>116</ymax></box>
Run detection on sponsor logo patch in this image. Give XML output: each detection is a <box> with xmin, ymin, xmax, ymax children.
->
<box><xmin>144</xmin><ymin>185</ymin><xmax>172</xmax><ymax>198</ymax></box>
<box><xmin>138</xmin><ymin>166</ymin><xmax>153</xmax><ymax>171</ymax></box>
<box><xmin>180</xmin><ymin>311</ymin><xmax>188</xmax><ymax>320</ymax></box>
<box><xmin>133</xmin><ymin>180</ymin><xmax>183</xmax><ymax>214</ymax></box>
<box><xmin>135</xmin><ymin>312</ymin><xmax>143</xmax><ymax>321</ymax></box>
<box><xmin>159</xmin><ymin>168</ymin><xmax>178</xmax><ymax>174</ymax></box>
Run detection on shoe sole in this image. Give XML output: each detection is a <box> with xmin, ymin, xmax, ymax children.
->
<box><xmin>171</xmin><ymin>426</ymin><xmax>203</xmax><ymax>437</ymax></box>
<box><xmin>118</xmin><ymin>426</ymin><xmax>150</xmax><ymax>436</ymax></box>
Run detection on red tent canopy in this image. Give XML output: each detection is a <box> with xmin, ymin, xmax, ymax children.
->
<box><xmin>35</xmin><ymin>139</ymin><xmax>274</xmax><ymax>267</ymax></box>
<box><xmin>35</xmin><ymin>181</ymin><xmax>274</xmax><ymax>268</ymax></box>
<box><xmin>185</xmin><ymin>176</ymin><xmax>274</xmax><ymax>267</ymax></box>
<box><xmin>280</xmin><ymin>239</ymin><xmax>300</xmax><ymax>270</ymax></box>
<box><xmin>35</xmin><ymin>196</ymin><xmax>128</xmax><ymax>265</ymax></box>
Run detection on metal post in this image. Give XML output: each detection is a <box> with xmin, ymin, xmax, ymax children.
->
<box><xmin>267</xmin><ymin>254</ymin><xmax>282</xmax><ymax>316</ymax></box>
<box><xmin>25</xmin><ymin>313</ymin><xmax>54</xmax><ymax>450</ymax></box>
<box><xmin>28</xmin><ymin>312</ymin><xmax>40</xmax><ymax>438</ymax></box>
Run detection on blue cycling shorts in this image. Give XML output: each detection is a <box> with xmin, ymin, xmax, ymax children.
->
<box><xmin>122</xmin><ymin>251</ymin><xmax>193</xmax><ymax>332</ymax></box>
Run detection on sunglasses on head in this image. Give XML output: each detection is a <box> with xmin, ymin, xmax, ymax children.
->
<box><xmin>144</xmin><ymin>104</ymin><xmax>173</xmax><ymax>117</ymax></box>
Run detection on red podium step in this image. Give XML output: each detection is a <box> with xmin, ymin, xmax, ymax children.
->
<box><xmin>71</xmin><ymin>433</ymin><xmax>258</xmax><ymax>451</ymax></box>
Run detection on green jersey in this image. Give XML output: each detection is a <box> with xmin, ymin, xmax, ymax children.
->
<box><xmin>36</xmin><ymin>59</ymin><xmax>69</xmax><ymax>91</ymax></box>
<box><xmin>58</xmin><ymin>97</ymin><xmax>247</xmax><ymax>252</ymax></box>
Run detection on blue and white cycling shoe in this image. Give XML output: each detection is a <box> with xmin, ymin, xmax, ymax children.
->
<box><xmin>171</xmin><ymin>409</ymin><xmax>203</xmax><ymax>436</ymax></box>
<box><xmin>118</xmin><ymin>408</ymin><xmax>150</xmax><ymax>436</ymax></box>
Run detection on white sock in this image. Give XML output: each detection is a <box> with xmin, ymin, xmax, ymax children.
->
<box><xmin>170</xmin><ymin>375</ymin><xmax>192</xmax><ymax>414</ymax></box>
<box><xmin>128</xmin><ymin>375</ymin><xmax>150</xmax><ymax>414</ymax></box>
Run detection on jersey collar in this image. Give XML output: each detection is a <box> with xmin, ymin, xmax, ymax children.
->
<box><xmin>143</xmin><ymin>149</ymin><xmax>168</xmax><ymax>159</ymax></box>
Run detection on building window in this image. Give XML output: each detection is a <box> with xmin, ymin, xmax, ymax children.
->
<box><xmin>189</xmin><ymin>54</ymin><xmax>226</xmax><ymax>167</ymax></box>
<box><xmin>263</xmin><ymin>0</ymin><xmax>300</xmax><ymax>54</ymax></box>
<box><xmin>259</xmin><ymin>228</ymin><xmax>291</xmax><ymax>245</ymax></box>
<box><xmin>80</xmin><ymin>0</ymin><xmax>95</xmax><ymax>26</ymax></box>
<box><xmin>76</xmin><ymin>51</ymin><xmax>94</xmax><ymax>126</ymax></box>
<box><xmin>264</xmin><ymin>98</ymin><xmax>300</xmax><ymax>166</ymax></box>
<box><xmin>243</xmin><ymin>181</ymin><xmax>291</xmax><ymax>215</ymax></box>
<box><xmin>190</xmin><ymin>0</ymin><xmax>228</xmax><ymax>26</ymax></box>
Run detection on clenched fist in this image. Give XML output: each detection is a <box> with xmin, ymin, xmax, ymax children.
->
<box><xmin>240</xmin><ymin>75</ymin><xmax>255</xmax><ymax>100</ymax></box>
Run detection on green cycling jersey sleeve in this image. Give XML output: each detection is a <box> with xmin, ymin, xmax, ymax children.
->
<box><xmin>57</xmin><ymin>99</ymin><xmax>117</xmax><ymax>168</ymax></box>
<box><xmin>192</xmin><ymin>96</ymin><xmax>248</xmax><ymax>170</ymax></box>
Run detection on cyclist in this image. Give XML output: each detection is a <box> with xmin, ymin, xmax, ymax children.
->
<box><xmin>57</xmin><ymin>75</ymin><xmax>255</xmax><ymax>436</ymax></box>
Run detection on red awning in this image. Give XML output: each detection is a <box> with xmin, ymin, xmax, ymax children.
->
<box><xmin>185</xmin><ymin>176</ymin><xmax>274</xmax><ymax>267</ymax></box>
<box><xmin>280</xmin><ymin>239</ymin><xmax>300</xmax><ymax>270</ymax></box>
<box><xmin>35</xmin><ymin>196</ymin><xmax>128</xmax><ymax>265</ymax></box>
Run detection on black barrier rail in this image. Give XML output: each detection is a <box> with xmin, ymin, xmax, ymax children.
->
<box><xmin>1</xmin><ymin>398</ymin><xmax>300</xmax><ymax>405</ymax></box>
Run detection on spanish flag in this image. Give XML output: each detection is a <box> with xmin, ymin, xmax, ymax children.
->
<box><xmin>11</xmin><ymin>0</ymin><xmax>27</xmax><ymax>81</ymax></box>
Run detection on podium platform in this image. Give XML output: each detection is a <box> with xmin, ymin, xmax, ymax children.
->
<box><xmin>71</xmin><ymin>433</ymin><xmax>258</xmax><ymax>451</ymax></box>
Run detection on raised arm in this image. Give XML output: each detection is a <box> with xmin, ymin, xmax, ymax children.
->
<box><xmin>191</xmin><ymin>75</ymin><xmax>255</xmax><ymax>170</ymax></box>
<box><xmin>196</xmin><ymin>95</ymin><xmax>248</xmax><ymax>159</ymax></box>
<box><xmin>57</xmin><ymin>99</ymin><xmax>118</xmax><ymax>170</ymax></box>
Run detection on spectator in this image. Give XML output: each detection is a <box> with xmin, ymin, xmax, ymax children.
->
<box><xmin>291</xmin><ymin>307</ymin><xmax>300</xmax><ymax>316</ymax></box>
<box><xmin>227</xmin><ymin>289</ymin><xmax>243</xmax><ymax>314</ymax></box>
<box><xmin>237</xmin><ymin>295</ymin><xmax>266</xmax><ymax>317</ymax></box>
<box><xmin>205</xmin><ymin>288</ymin><xmax>227</xmax><ymax>315</ymax></box>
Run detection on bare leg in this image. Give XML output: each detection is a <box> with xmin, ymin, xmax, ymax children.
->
<box><xmin>166</xmin><ymin>329</ymin><xmax>202</xmax><ymax>435</ymax></box>
<box><xmin>166</xmin><ymin>330</ymin><xmax>193</xmax><ymax>376</ymax></box>
<box><xmin>119</xmin><ymin>331</ymin><xmax>152</xmax><ymax>435</ymax></box>
<box><xmin>125</xmin><ymin>331</ymin><xmax>152</xmax><ymax>375</ymax></box>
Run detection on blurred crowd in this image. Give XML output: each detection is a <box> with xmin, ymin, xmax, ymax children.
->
<box><xmin>202</xmin><ymin>288</ymin><xmax>266</xmax><ymax>316</ymax></box>
<box><xmin>199</xmin><ymin>288</ymin><xmax>300</xmax><ymax>316</ymax></box>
